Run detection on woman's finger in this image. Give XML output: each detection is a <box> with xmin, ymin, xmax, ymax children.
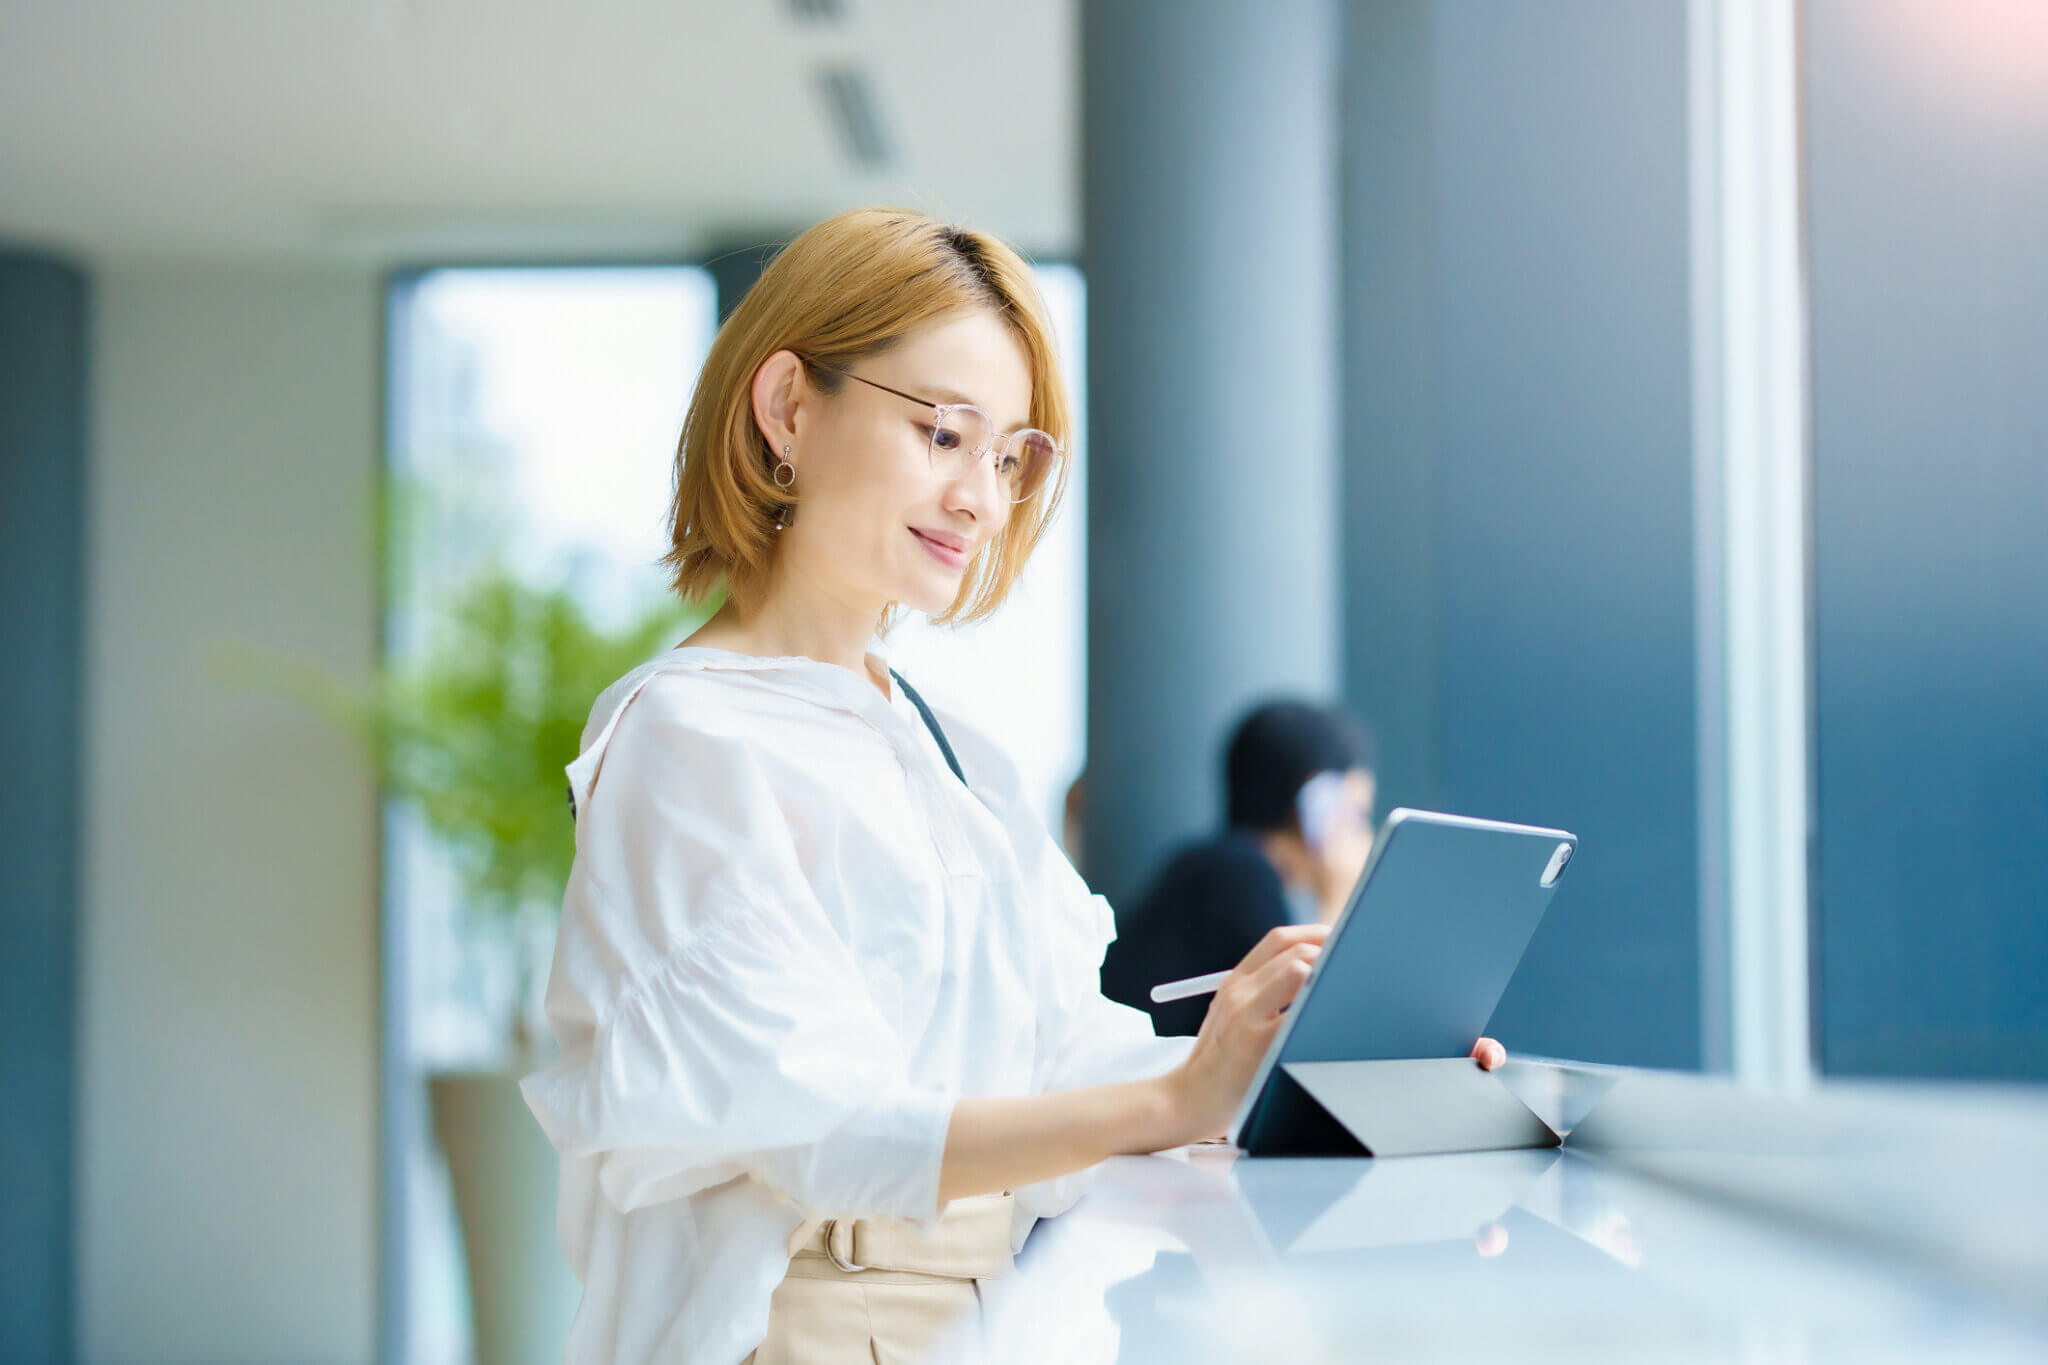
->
<box><xmin>1234</xmin><ymin>942</ymin><xmax>1320</xmax><ymax>1021</ymax></box>
<box><xmin>1231</xmin><ymin>922</ymin><xmax>1329</xmax><ymax>979</ymax></box>
<box><xmin>1470</xmin><ymin>1037</ymin><xmax>1507</xmax><ymax>1070</ymax></box>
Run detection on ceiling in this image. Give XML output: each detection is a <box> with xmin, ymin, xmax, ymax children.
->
<box><xmin>0</xmin><ymin>0</ymin><xmax>1077</xmax><ymax>267</ymax></box>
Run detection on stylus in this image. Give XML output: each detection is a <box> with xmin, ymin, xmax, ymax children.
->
<box><xmin>1149</xmin><ymin>970</ymin><xmax>1230</xmax><ymax>1003</ymax></box>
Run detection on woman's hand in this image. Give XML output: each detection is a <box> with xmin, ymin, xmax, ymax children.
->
<box><xmin>1163</xmin><ymin>923</ymin><xmax>1331</xmax><ymax>1145</ymax></box>
<box><xmin>943</xmin><ymin>930</ymin><xmax>1518</xmax><ymax>1197</ymax></box>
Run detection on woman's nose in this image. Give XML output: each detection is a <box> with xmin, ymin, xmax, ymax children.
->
<box><xmin>946</xmin><ymin>446</ymin><xmax>1008</xmax><ymax>518</ymax></box>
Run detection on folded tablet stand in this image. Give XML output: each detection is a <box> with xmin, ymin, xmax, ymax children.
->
<box><xmin>1260</xmin><ymin>1058</ymin><xmax>1562</xmax><ymax>1158</ymax></box>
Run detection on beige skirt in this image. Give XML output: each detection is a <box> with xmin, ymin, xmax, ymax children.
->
<box><xmin>742</xmin><ymin>1192</ymin><xmax>1015</xmax><ymax>1365</ymax></box>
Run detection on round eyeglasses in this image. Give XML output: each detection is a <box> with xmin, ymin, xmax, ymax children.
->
<box><xmin>817</xmin><ymin>363</ymin><xmax>1064</xmax><ymax>504</ymax></box>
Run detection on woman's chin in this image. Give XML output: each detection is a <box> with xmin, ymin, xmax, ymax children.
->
<box><xmin>884</xmin><ymin>550</ymin><xmax>971</xmax><ymax>616</ymax></box>
<box><xmin>900</xmin><ymin>587</ymin><xmax>958</xmax><ymax>616</ymax></box>
<box><xmin>892</xmin><ymin>569</ymin><xmax>964</xmax><ymax>616</ymax></box>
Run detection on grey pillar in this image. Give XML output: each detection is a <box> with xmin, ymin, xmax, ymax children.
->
<box><xmin>0</xmin><ymin>248</ymin><xmax>87</xmax><ymax>1365</ymax></box>
<box><xmin>1081</xmin><ymin>0</ymin><xmax>1342</xmax><ymax>910</ymax></box>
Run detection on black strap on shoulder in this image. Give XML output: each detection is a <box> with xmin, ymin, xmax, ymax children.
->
<box><xmin>890</xmin><ymin>668</ymin><xmax>968</xmax><ymax>788</ymax></box>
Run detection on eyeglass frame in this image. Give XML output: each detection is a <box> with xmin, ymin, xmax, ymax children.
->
<box><xmin>794</xmin><ymin>355</ymin><xmax>1066</xmax><ymax>504</ymax></box>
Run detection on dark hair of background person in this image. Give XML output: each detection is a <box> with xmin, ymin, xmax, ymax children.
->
<box><xmin>1225</xmin><ymin>700</ymin><xmax>1376</xmax><ymax>833</ymax></box>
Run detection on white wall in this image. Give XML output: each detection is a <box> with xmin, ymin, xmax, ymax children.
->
<box><xmin>82</xmin><ymin>266</ymin><xmax>381</xmax><ymax>1363</ymax></box>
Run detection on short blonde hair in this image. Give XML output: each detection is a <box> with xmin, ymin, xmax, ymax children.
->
<box><xmin>663</xmin><ymin>207</ymin><xmax>1073</xmax><ymax>626</ymax></box>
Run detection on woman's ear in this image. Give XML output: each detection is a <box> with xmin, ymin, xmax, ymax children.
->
<box><xmin>750</xmin><ymin>350</ymin><xmax>806</xmax><ymax>465</ymax></box>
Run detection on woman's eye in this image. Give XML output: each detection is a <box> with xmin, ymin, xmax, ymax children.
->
<box><xmin>929</xmin><ymin>428</ymin><xmax>961</xmax><ymax>452</ymax></box>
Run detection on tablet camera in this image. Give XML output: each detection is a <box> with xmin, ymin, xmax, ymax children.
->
<box><xmin>1540</xmin><ymin>842</ymin><xmax>1574</xmax><ymax>887</ymax></box>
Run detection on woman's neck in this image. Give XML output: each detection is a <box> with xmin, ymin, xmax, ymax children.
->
<box><xmin>685</xmin><ymin>574</ymin><xmax>890</xmax><ymax>697</ymax></box>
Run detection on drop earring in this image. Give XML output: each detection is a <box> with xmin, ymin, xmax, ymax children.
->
<box><xmin>773</xmin><ymin>444</ymin><xmax>795</xmax><ymax>531</ymax></box>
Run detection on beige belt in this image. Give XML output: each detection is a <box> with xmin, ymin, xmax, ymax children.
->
<box><xmin>785</xmin><ymin>1192</ymin><xmax>1015</xmax><ymax>1281</ymax></box>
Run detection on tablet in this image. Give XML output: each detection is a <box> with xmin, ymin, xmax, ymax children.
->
<box><xmin>1229</xmin><ymin>808</ymin><xmax>1577</xmax><ymax>1155</ymax></box>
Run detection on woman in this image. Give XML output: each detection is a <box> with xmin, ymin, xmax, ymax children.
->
<box><xmin>522</xmin><ymin>207</ymin><xmax>1507</xmax><ymax>1365</ymax></box>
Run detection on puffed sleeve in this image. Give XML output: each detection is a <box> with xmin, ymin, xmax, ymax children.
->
<box><xmin>520</xmin><ymin>672</ymin><xmax>955</xmax><ymax>1224</ymax></box>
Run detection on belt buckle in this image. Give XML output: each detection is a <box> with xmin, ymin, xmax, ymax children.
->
<box><xmin>822</xmin><ymin>1219</ymin><xmax>867</xmax><ymax>1273</ymax></box>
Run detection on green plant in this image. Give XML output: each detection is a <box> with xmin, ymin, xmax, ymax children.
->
<box><xmin>224</xmin><ymin>475</ymin><xmax>714</xmax><ymax>1054</ymax></box>
<box><xmin>373</xmin><ymin>568</ymin><xmax>707</xmax><ymax>923</ymax></box>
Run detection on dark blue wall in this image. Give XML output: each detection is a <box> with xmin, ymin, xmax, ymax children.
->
<box><xmin>1343</xmin><ymin>0</ymin><xmax>1701</xmax><ymax>1068</ymax></box>
<box><xmin>1</xmin><ymin>249</ymin><xmax>87</xmax><ymax>1364</ymax></box>
<box><xmin>1806</xmin><ymin>0</ymin><xmax>2048</xmax><ymax>1080</ymax></box>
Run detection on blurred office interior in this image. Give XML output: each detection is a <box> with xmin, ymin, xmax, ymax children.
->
<box><xmin>2</xmin><ymin>1</ymin><xmax>2043</xmax><ymax>1362</ymax></box>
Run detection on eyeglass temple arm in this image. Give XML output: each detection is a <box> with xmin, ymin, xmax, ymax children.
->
<box><xmin>817</xmin><ymin>363</ymin><xmax>1064</xmax><ymax>455</ymax></box>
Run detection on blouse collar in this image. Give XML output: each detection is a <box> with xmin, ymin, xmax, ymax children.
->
<box><xmin>662</xmin><ymin>643</ymin><xmax>902</xmax><ymax>724</ymax></box>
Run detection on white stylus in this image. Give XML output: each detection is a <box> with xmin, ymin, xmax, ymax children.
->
<box><xmin>1149</xmin><ymin>970</ymin><xmax>1230</xmax><ymax>1004</ymax></box>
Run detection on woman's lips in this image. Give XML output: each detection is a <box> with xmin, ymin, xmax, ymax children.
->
<box><xmin>911</xmin><ymin>527</ymin><xmax>969</xmax><ymax>568</ymax></box>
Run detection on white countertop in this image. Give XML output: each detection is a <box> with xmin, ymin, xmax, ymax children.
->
<box><xmin>957</xmin><ymin>1067</ymin><xmax>2048</xmax><ymax>1363</ymax></box>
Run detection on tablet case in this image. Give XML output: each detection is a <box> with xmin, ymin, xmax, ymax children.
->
<box><xmin>1231</xmin><ymin>809</ymin><xmax>1576</xmax><ymax>1157</ymax></box>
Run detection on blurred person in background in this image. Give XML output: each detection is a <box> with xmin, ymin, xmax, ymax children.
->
<box><xmin>1101</xmin><ymin>701</ymin><xmax>1379</xmax><ymax>1037</ymax></box>
<box><xmin>516</xmin><ymin>208</ymin><xmax>1503</xmax><ymax>1365</ymax></box>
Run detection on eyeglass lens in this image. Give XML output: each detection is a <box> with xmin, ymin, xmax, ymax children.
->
<box><xmin>930</xmin><ymin>406</ymin><xmax>1059</xmax><ymax>503</ymax></box>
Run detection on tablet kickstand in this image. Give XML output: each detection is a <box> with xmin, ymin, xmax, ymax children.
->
<box><xmin>1281</xmin><ymin>1058</ymin><xmax>1562</xmax><ymax>1158</ymax></box>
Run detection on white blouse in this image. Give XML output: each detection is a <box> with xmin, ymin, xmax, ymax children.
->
<box><xmin>520</xmin><ymin>645</ymin><xmax>1196</xmax><ymax>1365</ymax></box>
